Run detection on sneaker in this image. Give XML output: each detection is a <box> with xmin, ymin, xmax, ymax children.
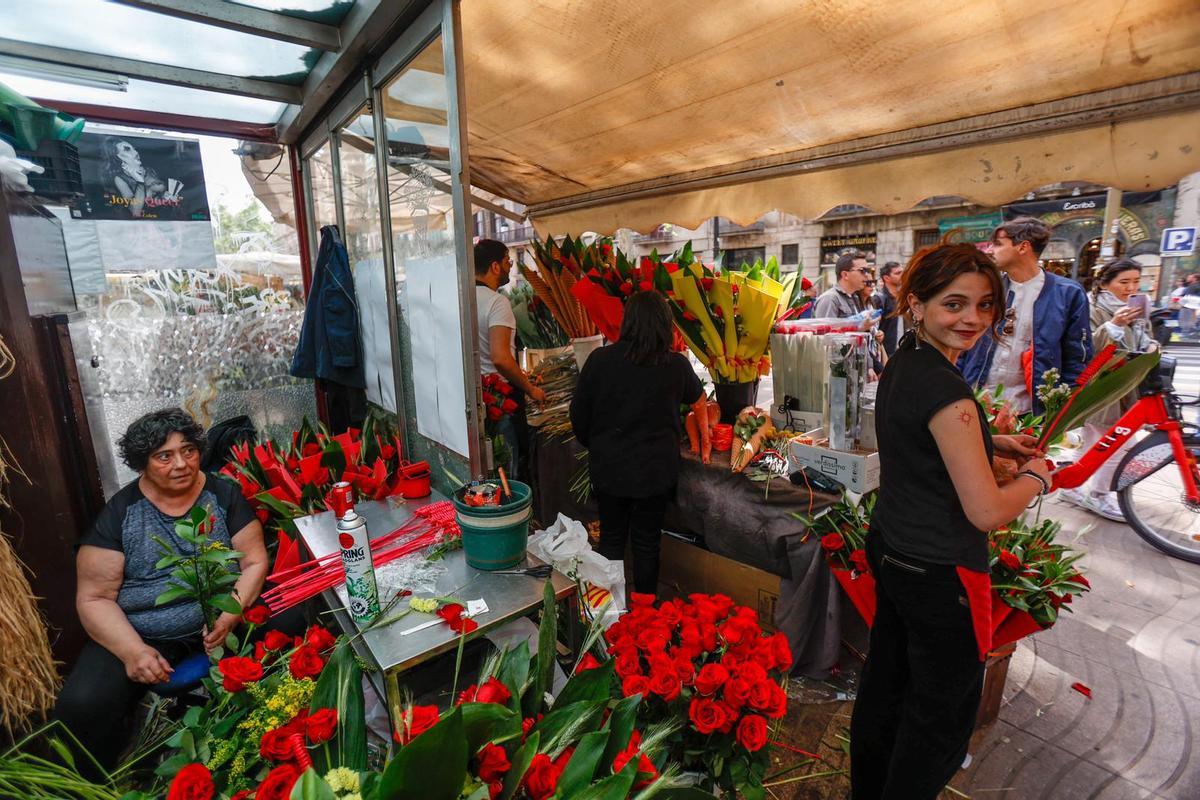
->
<box><xmin>1058</xmin><ymin>487</ymin><xmax>1087</xmax><ymax>509</ymax></box>
<box><xmin>1084</xmin><ymin>491</ymin><xmax>1125</xmax><ymax>523</ymax></box>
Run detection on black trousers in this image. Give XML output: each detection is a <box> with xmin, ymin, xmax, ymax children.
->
<box><xmin>850</xmin><ymin>536</ymin><xmax>985</xmax><ymax>800</ymax></box>
<box><xmin>594</xmin><ymin>490</ymin><xmax>670</xmax><ymax>595</ymax></box>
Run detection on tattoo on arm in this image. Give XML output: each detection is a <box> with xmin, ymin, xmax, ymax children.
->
<box><xmin>958</xmin><ymin>410</ymin><xmax>973</xmax><ymax>426</ymax></box>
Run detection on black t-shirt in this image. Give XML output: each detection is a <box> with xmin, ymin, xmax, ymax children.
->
<box><xmin>871</xmin><ymin>332</ymin><xmax>994</xmax><ymax>571</ymax></box>
<box><xmin>79</xmin><ymin>474</ymin><xmax>255</xmax><ymax>640</ymax></box>
<box><xmin>569</xmin><ymin>342</ymin><xmax>704</xmax><ymax>498</ymax></box>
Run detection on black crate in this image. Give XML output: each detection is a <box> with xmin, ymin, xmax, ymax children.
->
<box><xmin>16</xmin><ymin>139</ymin><xmax>84</xmax><ymax>200</ymax></box>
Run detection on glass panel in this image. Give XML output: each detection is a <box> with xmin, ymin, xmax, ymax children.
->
<box><xmin>336</xmin><ymin>110</ymin><xmax>396</xmax><ymax>413</ymax></box>
<box><xmin>0</xmin><ymin>0</ymin><xmax>317</xmax><ymax>82</ymax></box>
<box><xmin>381</xmin><ymin>34</ymin><xmax>471</xmax><ymax>482</ymax></box>
<box><xmin>0</xmin><ymin>71</ymin><xmax>286</xmax><ymax>124</ymax></box>
<box><xmin>229</xmin><ymin>0</ymin><xmax>357</xmax><ymax>25</ymax></box>
<box><xmin>306</xmin><ymin>142</ymin><xmax>338</xmax><ymax>233</ymax></box>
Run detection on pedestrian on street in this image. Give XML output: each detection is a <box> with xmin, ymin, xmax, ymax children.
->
<box><xmin>958</xmin><ymin>217</ymin><xmax>1093</xmax><ymax>414</ymax></box>
<box><xmin>813</xmin><ymin>251</ymin><xmax>870</xmax><ymax>319</ymax></box>
<box><xmin>874</xmin><ymin>261</ymin><xmax>907</xmax><ymax>357</ymax></box>
<box><xmin>852</xmin><ymin>240</ymin><xmax>1052</xmax><ymax>800</ymax></box>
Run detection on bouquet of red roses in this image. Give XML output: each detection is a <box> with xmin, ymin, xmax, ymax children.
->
<box><xmin>797</xmin><ymin>492</ymin><xmax>877</xmax><ymax>625</ymax></box>
<box><xmin>605</xmin><ymin>592</ymin><xmax>791</xmax><ymax>800</ymax></box>
<box><xmin>481</xmin><ymin>372</ymin><xmax>519</xmax><ymax>424</ymax></box>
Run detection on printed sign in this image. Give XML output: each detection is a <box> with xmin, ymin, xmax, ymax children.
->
<box><xmin>1160</xmin><ymin>227</ymin><xmax>1197</xmax><ymax>256</ymax></box>
<box><xmin>72</xmin><ymin>132</ymin><xmax>210</xmax><ymax>221</ymax></box>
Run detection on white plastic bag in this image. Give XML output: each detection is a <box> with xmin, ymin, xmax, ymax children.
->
<box><xmin>527</xmin><ymin>514</ymin><xmax>626</xmax><ymax>626</ymax></box>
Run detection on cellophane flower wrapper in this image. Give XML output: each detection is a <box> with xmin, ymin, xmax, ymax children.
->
<box><xmin>332</xmin><ymin>554</ymin><xmax>444</xmax><ymax>612</ymax></box>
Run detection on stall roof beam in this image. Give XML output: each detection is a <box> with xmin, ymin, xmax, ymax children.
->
<box><xmin>110</xmin><ymin>0</ymin><xmax>342</xmax><ymax>52</ymax></box>
<box><xmin>276</xmin><ymin>0</ymin><xmax>433</xmax><ymax>145</ymax></box>
<box><xmin>0</xmin><ymin>37</ymin><xmax>302</xmax><ymax>104</ymax></box>
<box><xmin>525</xmin><ymin>72</ymin><xmax>1200</xmax><ymax>220</ymax></box>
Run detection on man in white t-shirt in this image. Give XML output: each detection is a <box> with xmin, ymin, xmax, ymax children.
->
<box><xmin>475</xmin><ymin>239</ymin><xmax>546</xmax><ymax>476</ymax></box>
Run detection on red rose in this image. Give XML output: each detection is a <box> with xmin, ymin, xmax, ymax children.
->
<box><xmin>459</xmin><ymin>676</ymin><xmax>511</xmax><ymax>705</ymax></box>
<box><xmin>620</xmin><ymin>281</ymin><xmax>634</xmax><ymax>296</ymax></box>
<box><xmin>700</xmin><ymin>277</ymin><xmax>715</xmax><ymax>291</ymax></box>
<box><xmin>673</xmin><ymin>653</ymin><xmax>696</xmax><ymax>686</ymax></box>
<box><xmin>394</xmin><ymin>704</ymin><xmax>440</xmax><ymax>744</ymax></box>
<box><xmin>521</xmin><ymin>715</ymin><xmax>541</xmax><ymax>742</ymax></box>
<box><xmin>243</xmin><ymin>605</ymin><xmax>270</xmax><ymax>626</ymax></box>
<box><xmin>167</xmin><ymin>763</ymin><xmax>214</xmax><ymax>800</ymax></box>
<box><xmin>820</xmin><ymin>532</ymin><xmax>845</xmax><ymax>552</ymax></box>
<box><xmin>259</xmin><ymin>727</ymin><xmax>296</xmax><ymax>763</ymax></box>
<box><xmin>849</xmin><ymin>549</ymin><xmax>870</xmax><ymax>573</ymax></box>
<box><xmin>305</xmin><ymin>708</ymin><xmax>338</xmax><ymax>743</ymax></box>
<box><xmin>748</xmin><ymin>680</ymin><xmax>775</xmax><ymax>712</ymax></box>
<box><xmin>769</xmin><ymin>632</ymin><xmax>793</xmax><ymax>672</ymax></box>
<box><xmin>305</xmin><ymin>625</ymin><xmax>337</xmax><ymax>651</ymax></box>
<box><xmin>288</xmin><ymin>645</ymin><xmax>326</xmax><ymax>680</ymax></box>
<box><xmin>630</xmin><ymin>592</ymin><xmax>656</xmax><ymax>608</ymax></box>
<box><xmin>218</xmin><ymin>656</ymin><xmax>263</xmax><ymax>692</ymax></box>
<box><xmin>688</xmin><ymin>697</ymin><xmax>729</xmax><ymax>735</ymax></box>
<box><xmin>524</xmin><ymin>753</ymin><xmax>565</xmax><ymax>800</ymax></box>
<box><xmin>765</xmin><ymin>683</ymin><xmax>788</xmax><ymax>719</ymax></box>
<box><xmin>639</xmin><ymin>280</ymin><xmax>654</xmax><ymax>292</ymax></box>
<box><xmin>575</xmin><ymin>653</ymin><xmax>601</xmax><ymax>674</ymax></box>
<box><xmin>736</xmin><ymin>714</ymin><xmax>769</xmax><ymax>752</ymax></box>
<box><xmin>263</xmin><ymin>630</ymin><xmax>292</xmax><ymax>651</ymax></box>
<box><xmin>488</xmin><ymin>782</ymin><xmax>502</xmax><ymax>799</ymax></box>
<box><xmin>998</xmin><ymin>549</ymin><xmax>1021</xmax><ymax>570</ymax></box>
<box><xmin>476</xmin><ymin>742</ymin><xmax>511</xmax><ymax>782</ymax></box>
<box><xmin>648</xmin><ymin>667</ymin><xmax>681</xmax><ymax>701</ymax></box>
<box><xmin>487</xmin><ymin>406</ymin><xmax>502</xmax><ymax>422</ymax></box>
<box><xmin>612</xmin><ymin>745</ymin><xmax>658</xmax><ymax>789</ymax></box>
<box><xmin>438</xmin><ymin>603</ymin><xmax>481</xmax><ymax>635</ymax></box>
<box><xmin>497</xmin><ymin>380</ymin><xmax>513</xmax><ymax>396</ymax></box>
<box><xmin>256</xmin><ymin>507</ymin><xmax>270</xmax><ymax>524</ymax></box>
<box><xmin>621</xmin><ymin>674</ymin><xmax>651</xmax><ymax>699</ymax></box>
<box><xmin>723</xmin><ymin>677</ymin><xmax>752</xmax><ymax>710</ymax></box>
<box><xmin>1069</xmin><ymin>574</ymin><xmax>1090</xmax><ymax>589</ymax></box>
<box><xmin>694</xmin><ymin>663</ymin><xmax>729</xmax><ymax>696</ymax></box>
<box><xmin>501</xmin><ymin>398</ymin><xmax>518</xmax><ymax>414</ymax></box>
<box><xmin>255</xmin><ymin>763</ymin><xmax>300</xmax><ymax>800</ymax></box>
<box><xmin>613</xmin><ymin>651</ymin><xmax>642</xmax><ymax>679</ymax></box>
<box><xmin>231</xmin><ymin>792</ymin><xmax>251</xmax><ymax>800</ymax></box>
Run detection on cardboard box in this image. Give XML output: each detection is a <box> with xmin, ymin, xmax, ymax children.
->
<box><xmin>789</xmin><ymin>440</ymin><xmax>880</xmax><ymax>494</ymax></box>
<box><xmin>857</xmin><ymin>406</ymin><xmax>877</xmax><ymax>451</ymax></box>
<box><xmin>770</xmin><ymin>407</ymin><xmax>824</xmax><ymax>435</ymax></box>
<box><xmin>656</xmin><ymin>533</ymin><xmax>780</xmax><ymax>631</ymax></box>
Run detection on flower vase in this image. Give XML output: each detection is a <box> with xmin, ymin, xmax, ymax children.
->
<box><xmin>714</xmin><ymin>380</ymin><xmax>759</xmax><ymax>424</ymax></box>
<box><xmin>571</xmin><ymin>334</ymin><xmax>604</xmax><ymax>371</ymax></box>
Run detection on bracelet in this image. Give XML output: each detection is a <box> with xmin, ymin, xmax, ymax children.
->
<box><xmin>1016</xmin><ymin>470</ymin><xmax>1049</xmax><ymax>496</ymax></box>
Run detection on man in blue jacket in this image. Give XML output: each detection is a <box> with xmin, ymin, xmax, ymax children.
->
<box><xmin>958</xmin><ymin>217</ymin><xmax>1092</xmax><ymax>415</ymax></box>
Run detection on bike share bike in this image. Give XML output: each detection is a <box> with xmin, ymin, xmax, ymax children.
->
<box><xmin>1052</xmin><ymin>354</ymin><xmax>1200</xmax><ymax>563</ymax></box>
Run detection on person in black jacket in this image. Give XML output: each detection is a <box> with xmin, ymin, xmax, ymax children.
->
<box><xmin>569</xmin><ymin>292</ymin><xmax>710</xmax><ymax>594</ymax></box>
<box><xmin>874</xmin><ymin>261</ymin><xmax>906</xmax><ymax>357</ymax></box>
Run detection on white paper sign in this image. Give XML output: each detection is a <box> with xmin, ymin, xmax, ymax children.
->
<box><xmin>353</xmin><ymin>257</ymin><xmax>396</xmax><ymax>413</ymax></box>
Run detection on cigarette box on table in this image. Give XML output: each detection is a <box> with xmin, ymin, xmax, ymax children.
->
<box><xmin>788</xmin><ymin>440</ymin><xmax>880</xmax><ymax>494</ymax></box>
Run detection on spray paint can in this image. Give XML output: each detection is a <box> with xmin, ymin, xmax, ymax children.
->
<box><xmin>337</xmin><ymin>508</ymin><xmax>380</xmax><ymax>623</ymax></box>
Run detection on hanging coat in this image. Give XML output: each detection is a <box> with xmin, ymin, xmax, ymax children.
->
<box><xmin>290</xmin><ymin>225</ymin><xmax>366</xmax><ymax>388</ymax></box>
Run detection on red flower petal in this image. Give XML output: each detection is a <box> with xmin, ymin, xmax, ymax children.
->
<box><xmin>1071</xmin><ymin>682</ymin><xmax>1092</xmax><ymax>699</ymax></box>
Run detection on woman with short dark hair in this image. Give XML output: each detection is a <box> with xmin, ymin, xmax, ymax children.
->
<box><xmin>850</xmin><ymin>242</ymin><xmax>1054</xmax><ymax>799</ymax></box>
<box><xmin>569</xmin><ymin>292</ymin><xmax>710</xmax><ymax>594</ymax></box>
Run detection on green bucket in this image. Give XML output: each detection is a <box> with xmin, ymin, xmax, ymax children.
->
<box><xmin>452</xmin><ymin>481</ymin><xmax>533</xmax><ymax>570</ymax></box>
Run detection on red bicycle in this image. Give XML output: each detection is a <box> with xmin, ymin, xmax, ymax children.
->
<box><xmin>1052</xmin><ymin>357</ymin><xmax>1200</xmax><ymax>563</ymax></box>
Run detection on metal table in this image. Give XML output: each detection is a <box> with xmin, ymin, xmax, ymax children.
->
<box><xmin>294</xmin><ymin>492</ymin><xmax>576</xmax><ymax>700</ymax></box>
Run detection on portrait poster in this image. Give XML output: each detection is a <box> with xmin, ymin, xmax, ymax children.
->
<box><xmin>72</xmin><ymin>132</ymin><xmax>210</xmax><ymax>222</ymax></box>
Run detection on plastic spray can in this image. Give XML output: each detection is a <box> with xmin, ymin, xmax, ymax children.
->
<box><xmin>337</xmin><ymin>506</ymin><xmax>380</xmax><ymax>623</ymax></box>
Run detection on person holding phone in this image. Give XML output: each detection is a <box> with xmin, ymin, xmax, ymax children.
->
<box><xmin>1060</xmin><ymin>258</ymin><xmax>1156</xmax><ymax>520</ymax></box>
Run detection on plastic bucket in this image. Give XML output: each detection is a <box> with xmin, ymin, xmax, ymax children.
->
<box><xmin>452</xmin><ymin>480</ymin><xmax>533</xmax><ymax>570</ymax></box>
<box><xmin>571</xmin><ymin>334</ymin><xmax>604</xmax><ymax>371</ymax></box>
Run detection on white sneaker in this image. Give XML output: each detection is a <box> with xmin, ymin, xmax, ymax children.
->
<box><xmin>1084</xmin><ymin>491</ymin><xmax>1125</xmax><ymax>523</ymax></box>
<box><xmin>1058</xmin><ymin>488</ymin><xmax>1087</xmax><ymax>510</ymax></box>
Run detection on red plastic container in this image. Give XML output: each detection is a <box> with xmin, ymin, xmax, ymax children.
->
<box><xmin>397</xmin><ymin>460</ymin><xmax>431</xmax><ymax>498</ymax></box>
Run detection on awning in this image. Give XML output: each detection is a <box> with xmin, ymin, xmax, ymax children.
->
<box><xmin>461</xmin><ymin>0</ymin><xmax>1200</xmax><ymax>234</ymax></box>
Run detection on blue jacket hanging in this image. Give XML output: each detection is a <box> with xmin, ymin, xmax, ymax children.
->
<box><xmin>290</xmin><ymin>225</ymin><xmax>366</xmax><ymax>388</ymax></box>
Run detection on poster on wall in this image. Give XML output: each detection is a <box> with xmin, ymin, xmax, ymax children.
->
<box><xmin>72</xmin><ymin>132</ymin><xmax>211</xmax><ymax>222</ymax></box>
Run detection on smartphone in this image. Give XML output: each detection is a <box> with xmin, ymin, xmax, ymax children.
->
<box><xmin>1126</xmin><ymin>294</ymin><xmax>1149</xmax><ymax>317</ymax></box>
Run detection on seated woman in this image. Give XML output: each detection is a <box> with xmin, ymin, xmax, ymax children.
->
<box><xmin>53</xmin><ymin>408</ymin><xmax>268</xmax><ymax>770</ymax></box>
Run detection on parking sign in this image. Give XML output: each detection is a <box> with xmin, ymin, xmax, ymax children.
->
<box><xmin>1161</xmin><ymin>227</ymin><xmax>1197</xmax><ymax>256</ymax></box>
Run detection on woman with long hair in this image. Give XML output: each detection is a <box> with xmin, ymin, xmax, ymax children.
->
<box><xmin>1060</xmin><ymin>258</ymin><xmax>1155</xmax><ymax>519</ymax></box>
<box><xmin>850</xmin><ymin>241</ymin><xmax>1054</xmax><ymax>799</ymax></box>
<box><xmin>569</xmin><ymin>291</ymin><xmax>710</xmax><ymax>594</ymax></box>
<box><xmin>102</xmin><ymin>137</ymin><xmax>181</xmax><ymax>218</ymax></box>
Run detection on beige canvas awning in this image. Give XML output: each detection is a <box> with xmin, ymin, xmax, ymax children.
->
<box><xmin>461</xmin><ymin>0</ymin><xmax>1200</xmax><ymax>234</ymax></box>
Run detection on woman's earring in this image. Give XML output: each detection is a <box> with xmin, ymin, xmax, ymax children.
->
<box><xmin>914</xmin><ymin>317</ymin><xmax>924</xmax><ymax>348</ymax></box>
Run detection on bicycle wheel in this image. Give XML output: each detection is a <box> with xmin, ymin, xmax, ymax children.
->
<box><xmin>1117</xmin><ymin>432</ymin><xmax>1200</xmax><ymax>563</ymax></box>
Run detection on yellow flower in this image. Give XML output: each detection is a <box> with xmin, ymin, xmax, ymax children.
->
<box><xmin>409</xmin><ymin>597</ymin><xmax>439</xmax><ymax>614</ymax></box>
<box><xmin>342</xmin><ymin>795</ymin><xmax>362</xmax><ymax>800</ymax></box>
<box><xmin>324</xmin><ymin>767</ymin><xmax>359</xmax><ymax>793</ymax></box>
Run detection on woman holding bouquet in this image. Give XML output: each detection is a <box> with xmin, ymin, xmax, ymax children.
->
<box><xmin>850</xmin><ymin>241</ymin><xmax>1054</xmax><ymax>799</ymax></box>
<box><xmin>570</xmin><ymin>291</ymin><xmax>710</xmax><ymax>594</ymax></box>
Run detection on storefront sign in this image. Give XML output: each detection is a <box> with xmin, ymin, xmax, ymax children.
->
<box><xmin>1002</xmin><ymin>191</ymin><xmax>1160</xmax><ymax>221</ymax></box>
<box><xmin>72</xmin><ymin>132</ymin><xmax>211</xmax><ymax>222</ymax></box>
<box><xmin>820</xmin><ymin>233</ymin><xmax>876</xmax><ymax>265</ymax></box>
<box><xmin>937</xmin><ymin>212</ymin><xmax>1002</xmax><ymax>244</ymax></box>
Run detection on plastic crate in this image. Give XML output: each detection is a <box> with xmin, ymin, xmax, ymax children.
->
<box><xmin>15</xmin><ymin>139</ymin><xmax>83</xmax><ymax>200</ymax></box>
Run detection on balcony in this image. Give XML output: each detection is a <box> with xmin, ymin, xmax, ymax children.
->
<box><xmin>717</xmin><ymin>220</ymin><xmax>766</xmax><ymax>236</ymax></box>
<box><xmin>495</xmin><ymin>224</ymin><xmax>536</xmax><ymax>244</ymax></box>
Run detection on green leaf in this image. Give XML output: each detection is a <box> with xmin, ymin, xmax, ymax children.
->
<box><xmin>290</xmin><ymin>768</ymin><xmax>336</xmax><ymax>800</ymax></box>
<box><xmin>571</xmin><ymin>758</ymin><xmax>638</xmax><ymax>800</ymax></box>
<box><xmin>1039</xmin><ymin>350</ymin><xmax>1160</xmax><ymax>447</ymax></box>
<box><xmin>321</xmin><ymin>440</ymin><xmax>348</xmax><ymax>482</ymax></box>
<box><xmin>225</xmin><ymin>632</ymin><xmax>239</xmax><ymax>651</ymax></box>
<box><xmin>600</xmin><ymin>694</ymin><xmax>641</xmax><ymax>769</ymax></box>
<box><xmin>182</xmin><ymin>705</ymin><xmax>204</xmax><ymax>728</ymax></box>
<box><xmin>531</xmin><ymin>699</ymin><xmax>607</xmax><ymax>759</ymax></box>
<box><xmin>529</xmin><ymin>579</ymin><xmax>557</xmax><ymax>717</ymax></box>
<box><xmin>211</xmin><ymin>594</ymin><xmax>244</xmax><ymax>615</ymax></box>
<box><xmin>310</xmin><ymin>641</ymin><xmax>367</xmax><ymax>772</ymax></box>
<box><xmin>552</xmin><ymin>661</ymin><xmax>614</xmax><ymax>709</ymax></box>
<box><xmin>555</xmin><ymin>729</ymin><xmax>610</xmax><ymax>797</ymax></box>
<box><xmin>501</xmin><ymin>731</ymin><xmax>539</xmax><ymax>800</ymax></box>
<box><xmin>635</xmin><ymin>790</ymin><xmax>720</xmax><ymax>800</ymax></box>
<box><xmin>495</xmin><ymin>640</ymin><xmax>530</xmax><ymax>715</ymax></box>
<box><xmin>155</xmin><ymin>586</ymin><xmax>192</xmax><ymax>606</ymax></box>
<box><xmin>461</xmin><ymin>702</ymin><xmax>516</xmax><ymax>753</ymax></box>
<box><xmin>379</xmin><ymin>706</ymin><xmax>467</xmax><ymax>800</ymax></box>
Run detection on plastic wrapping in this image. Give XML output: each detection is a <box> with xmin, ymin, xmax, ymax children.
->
<box><xmin>823</xmin><ymin>334</ymin><xmax>869</xmax><ymax>450</ymax></box>
<box><xmin>332</xmin><ymin>552</ymin><xmax>445</xmax><ymax>612</ymax></box>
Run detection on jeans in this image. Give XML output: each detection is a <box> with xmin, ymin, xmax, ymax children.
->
<box><xmin>594</xmin><ymin>490</ymin><xmax>670</xmax><ymax>595</ymax></box>
<box><xmin>850</xmin><ymin>535</ymin><xmax>984</xmax><ymax>800</ymax></box>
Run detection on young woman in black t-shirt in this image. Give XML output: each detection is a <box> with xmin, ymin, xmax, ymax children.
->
<box><xmin>570</xmin><ymin>292</ymin><xmax>710</xmax><ymax>595</ymax></box>
<box><xmin>850</xmin><ymin>242</ymin><xmax>1055</xmax><ymax>800</ymax></box>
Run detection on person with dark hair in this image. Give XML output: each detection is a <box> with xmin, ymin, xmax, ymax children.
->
<box><xmin>813</xmin><ymin>250</ymin><xmax>871</xmax><ymax>318</ymax></box>
<box><xmin>958</xmin><ymin>216</ymin><xmax>1092</xmax><ymax>414</ymax></box>
<box><xmin>1057</xmin><ymin>259</ymin><xmax>1154</xmax><ymax>520</ymax></box>
<box><xmin>851</xmin><ymin>241</ymin><xmax>1052</xmax><ymax>799</ymax></box>
<box><xmin>54</xmin><ymin>408</ymin><xmax>268</xmax><ymax>770</ymax></box>
<box><xmin>474</xmin><ymin>239</ymin><xmax>546</xmax><ymax>476</ymax></box>
<box><xmin>874</xmin><ymin>261</ymin><xmax>906</xmax><ymax>356</ymax></box>
<box><xmin>569</xmin><ymin>292</ymin><xmax>709</xmax><ymax>594</ymax></box>
<box><xmin>102</xmin><ymin>136</ymin><xmax>182</xmax><ymax>219</ymax></box>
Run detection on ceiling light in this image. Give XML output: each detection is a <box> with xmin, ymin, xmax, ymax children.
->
<box><xmin>0</xmin><ymin>55</ymin><xmax>127</xmax><ymax>92</ymax></box>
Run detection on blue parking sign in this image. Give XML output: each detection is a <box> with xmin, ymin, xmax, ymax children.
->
<box><xmin>1161</xmin><ymin>227</ymin><xmax>1197</xmax><ymax>255</ymax></box>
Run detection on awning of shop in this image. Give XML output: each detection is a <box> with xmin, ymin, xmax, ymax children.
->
<box><xmin>459</xmin><ymin>0</ymin><xmax>1200</xmax><ymax>234</ymax></box>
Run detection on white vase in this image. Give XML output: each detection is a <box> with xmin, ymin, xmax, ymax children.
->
<box><xmin>571</xmin><ymin>334</ymin><xmax>604</xmax><ymax>371</ymax></box>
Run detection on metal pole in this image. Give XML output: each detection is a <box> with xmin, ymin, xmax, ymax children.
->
<box><xmin>1098</xmin><ymin>186</ymin><xmax>1123</xmax><ymax>272</ymax></box>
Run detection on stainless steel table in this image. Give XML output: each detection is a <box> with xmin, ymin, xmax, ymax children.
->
<box><xmin>294</xmin><ymin>492</ymin><xmax>576</xmax><ymax>699</ymax></box>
